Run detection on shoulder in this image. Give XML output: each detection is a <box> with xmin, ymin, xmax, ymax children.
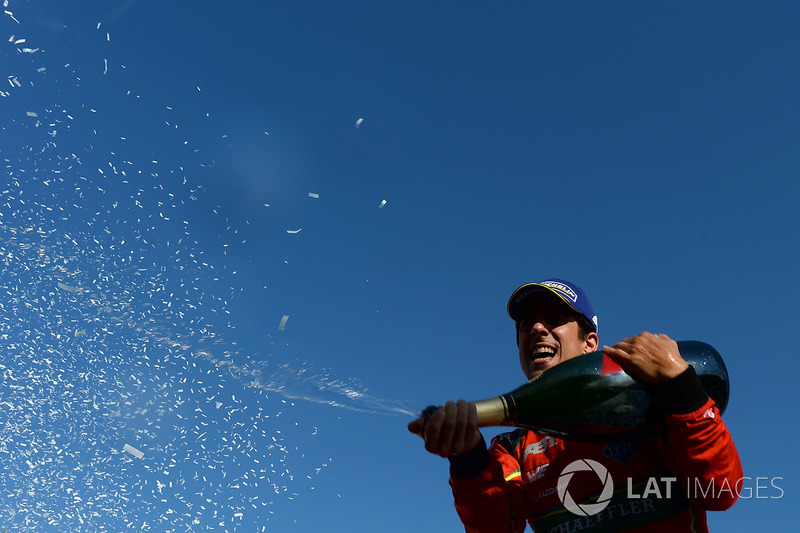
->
<box><xmin>490</xmin><ymin>428</ymin><xmax>547</xmax><ymax>455</ymax></box>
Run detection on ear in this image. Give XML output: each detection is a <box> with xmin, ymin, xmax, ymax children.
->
<box><xmin>582</xmin><ymin>331</ymin><xmax>599</xmax><ymax>353</ymax></box>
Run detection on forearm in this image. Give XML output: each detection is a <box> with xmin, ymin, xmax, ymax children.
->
<box><xmin>448</xmin><ymin>436</ymin><xmax>528</xmax><ymax>533</ymax></box>
<box><xmin>658</xmin><ymin>366</ymin><xmax>743</xmax><ymax>510</ymax></box>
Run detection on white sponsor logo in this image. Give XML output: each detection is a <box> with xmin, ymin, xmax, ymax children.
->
<box><xmin>524</xmin><ymin>436</ymin><xmax>557</xmax><ymax>459</ymax></box>
<box><xmin>540</xmin><ymin>281</ymin><xmax>578</xmax><ymax>303</ymax></box>
<box><xmin>527</xmin><ymin>463</ymin><xmax>550</xmax><ymax>483</ymax></box>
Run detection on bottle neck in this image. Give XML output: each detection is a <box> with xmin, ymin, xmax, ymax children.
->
<box><xmin>474</xmin><ymin>394</ymin><xmax>513</xmax><ymax>427</ymax></box>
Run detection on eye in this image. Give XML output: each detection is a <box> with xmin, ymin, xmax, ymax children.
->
<box><xmin>519</xmin><ymin>316</ymin><xmax>548</xmax><ymax>331</ymax></box>
<box><xmin>551</xmin><ymin>313</ymin><xmax>577</xmax><ymax>328</ymax></box>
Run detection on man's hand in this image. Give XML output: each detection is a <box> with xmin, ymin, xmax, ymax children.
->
<box><xmin>603</xmin><ymin>332</ymin><xmax>689</xmax><ymax>386</ymax></box>
<box><xmin>407</xmin><ymin>399</ymin><xmax>482</xmax><ymax>457</ymax></box>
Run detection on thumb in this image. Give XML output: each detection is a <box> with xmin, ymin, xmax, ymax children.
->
<box><xmin>408</xmin><ymin>417</ymin><xmax>425</xmax><ymax>436</ymax></box>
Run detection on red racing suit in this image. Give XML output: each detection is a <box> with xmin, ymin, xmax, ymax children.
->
<box><xmin>448</xmin><ymin>367</ymin><xmax>742</xmax><ymax>533</ymax></box>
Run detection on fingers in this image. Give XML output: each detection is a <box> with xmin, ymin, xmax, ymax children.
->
<box><xmin>407</xmin><ymin>417</ymin><xmax>425</xmax><ymax>436</ymax></box>
<box><xmin>603</xmin><ymin>331</ymin><xmax>687</xmax><ymax>385</ymax></box>
<box><xmin>412</xmin><ymin>400</ymin><xmax>481</xmax><ymax>458</ymax></box>
<box><xmin>450</xmin><ymin>400</ymin><xmax>480</xmax><ymax>456</ymax></box>
<box><xmin>463</xmin><ymin>400</ymin><xmax>482</xmax><ymax>453</ymax></box>
<box><xmin>604</xmin><ymin>331</ymin><xmax>670</xmax><ymax>357</ymax></box>
<box><xmin>425</xmin><ymin>401</ymin><xmax>456</xmax><ymax>456</ymax></box>
<box><xmin>606</xmin><ymin>331</ymin><xmax>667</xmax><ymax>350</ymax></box>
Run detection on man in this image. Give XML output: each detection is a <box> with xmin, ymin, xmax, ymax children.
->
<box><xmin>408</xmin><ymin>278</ymin><xmax>742</xmax><ymax>532</ymax></box>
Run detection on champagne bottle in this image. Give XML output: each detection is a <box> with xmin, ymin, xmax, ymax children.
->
<box><xmin>426</xmin><ymin>340</ymin><xmax>729</xmax><ymax>441</ymax></box>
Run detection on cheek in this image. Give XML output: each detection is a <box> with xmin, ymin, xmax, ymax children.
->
<box><xmin>517</xmin><ymin>338</ymin><xmax>529</xmax><ymax>367</ymax></box>
<box><xmin>516</xmin><ymin>327</ymin><xmax>527</xmax><ymax>347</ymax></box>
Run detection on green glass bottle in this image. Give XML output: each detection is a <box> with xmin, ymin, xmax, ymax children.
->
<box><xmin>435</xmin><ymin>340</ymin><xmax>729</xmax><ymax>441</ymax></box>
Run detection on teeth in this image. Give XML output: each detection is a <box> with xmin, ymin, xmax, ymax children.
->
<box><xmin>530</xmin><ymin>346</ymin><xmax>555</xmax><ymax>364</ymax></box>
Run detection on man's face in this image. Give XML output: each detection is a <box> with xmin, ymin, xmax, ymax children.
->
<box><xmin>516</xmin><ymin>293</ymin><xmax>599</xmax><ymax>380</ymax></box>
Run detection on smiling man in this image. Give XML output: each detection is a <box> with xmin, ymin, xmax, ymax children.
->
<box><xmin>408</xmin><ymin>278</ymin><xmax>742</xmax><ymax>532</ymax></box>
<box><xmin>512</xmin><ymin>280</ymin><xmax>599</xmax><ymax>380</ymax></box>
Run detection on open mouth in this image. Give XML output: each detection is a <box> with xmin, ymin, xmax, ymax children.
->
<box><xmin>530</xmin><ymin>346</ymin><xmax>555</xmax><ymax>365</ymax></box>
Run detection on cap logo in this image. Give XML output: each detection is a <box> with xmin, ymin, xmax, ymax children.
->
<box><xmin>540</xmin><ymin>281</ymin><xmax>578</xmax><ymax>303</ymax></box>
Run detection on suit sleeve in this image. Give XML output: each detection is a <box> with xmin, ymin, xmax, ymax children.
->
<box><xmin>657</xmin><ymin>366</ymin><xmax>744</xmax><ymax>511</ymax></box>
<box><xmin>447</xmin><ymin>433</ymin><xmax>529</xmax><ymax>533</ymax></box>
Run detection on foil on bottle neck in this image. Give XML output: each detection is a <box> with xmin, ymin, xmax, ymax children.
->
<box><xmin>474</xmin><ymin>395</ymin><xmax>511</xmax><ymax>427</ymax></box>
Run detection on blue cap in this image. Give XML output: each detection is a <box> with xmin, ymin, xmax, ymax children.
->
<box><xmin>507</xmin><ymin>278</ymin><xmax>598</xmax><ymax>332</ymax></box>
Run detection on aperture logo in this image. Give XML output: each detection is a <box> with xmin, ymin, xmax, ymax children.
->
<box><xmin>558</xmin><ymin>459</ymin><xmax>615</xmax><ymax>516</ymax></box>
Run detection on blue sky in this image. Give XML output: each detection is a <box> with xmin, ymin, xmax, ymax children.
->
<box><xmin>2</xmin><ymin>1</ymin><xmax>798</xmax><ymax>531</ymax></box>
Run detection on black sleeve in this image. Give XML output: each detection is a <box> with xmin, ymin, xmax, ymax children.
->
<box><xmin>656</xmin><ymin>365</ymin><xmax>709</xmax><ymax>415</ymax></box>
<box><xmin>448</xmin><ymin>434</ymin><xmax>491</xmax><ymax>480</ymax></box>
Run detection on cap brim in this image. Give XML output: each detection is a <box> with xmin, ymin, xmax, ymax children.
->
<box><xmin>507</xmin><ymin>283</ymin><xmax>581</xmax><ymax>322</ymax></box>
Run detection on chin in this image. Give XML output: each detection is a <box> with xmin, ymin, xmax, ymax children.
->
<box><xmin>525</xmin><ymin>369</ymin><xmax>545</xmax><ymax>381</ymax></box>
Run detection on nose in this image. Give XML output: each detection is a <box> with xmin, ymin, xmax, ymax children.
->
<box><xmin>523</xmin><ymin>319</ymin><xmax>549</xmax><ymax>337</ymax></box>
<box><xmin>531</xmin><ymin>321</ymin><xmax>549</xmax><ymax>335</ymax></box>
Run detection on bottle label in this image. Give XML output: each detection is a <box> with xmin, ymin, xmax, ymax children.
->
<box><xmin>600</xmin><ymin>354</ymin><xmax>624</xmax><ymax>376</ymax></box>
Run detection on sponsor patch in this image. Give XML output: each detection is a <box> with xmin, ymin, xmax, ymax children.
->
<box><xmin>602</xmin><ymin>441</ymin><xmax>638</xmax><ymax>466</ymax></box>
